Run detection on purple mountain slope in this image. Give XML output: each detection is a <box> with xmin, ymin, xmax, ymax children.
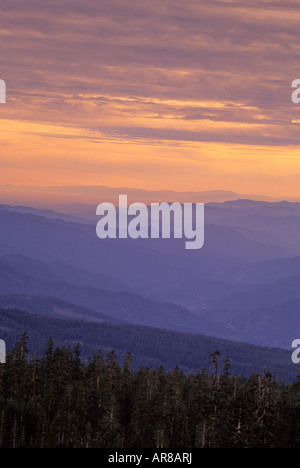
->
<box><xmin>0</xmin><ymin>201</ymin><xmax>300</xmax><ymax>348</ymax></box>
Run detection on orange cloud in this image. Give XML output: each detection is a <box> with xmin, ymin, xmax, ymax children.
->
<box><xmin>1</xmin><ymin>0</ymin><xmax>300</xmax><ymax>199</ymax></box>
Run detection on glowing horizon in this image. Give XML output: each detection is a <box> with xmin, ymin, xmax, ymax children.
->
<box><xmin>1</xmin><ymin>0</ymin><xmax>300</xmax><ymax>200</ymax></box>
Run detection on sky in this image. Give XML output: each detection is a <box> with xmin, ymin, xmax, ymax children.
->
<box><xmin>1</xmin><ymin>0</ymin><xmax>300</xmax><ymax>199</ymax></box>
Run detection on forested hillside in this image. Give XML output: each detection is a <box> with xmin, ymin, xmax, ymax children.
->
<box><xmin>0</xmin><ymin>308</ymin><xmax>297</xmax><ymax>381</ymax></box>
<box><xmin>0</xmin><ymin>335</ymin><xmax>299</xmax><ymax>448</ymax></box>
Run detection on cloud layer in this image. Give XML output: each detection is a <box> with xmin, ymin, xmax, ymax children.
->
<box><xmin>1</xmin><ymin>0</ymin><xmax>300</xmax><ymax>196</ymax></box>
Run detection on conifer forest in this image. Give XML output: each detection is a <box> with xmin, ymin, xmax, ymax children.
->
<box><xmin>0</xmin><ymin>334</ymin><xmax>299</xmax><ymax>449</ymax></box>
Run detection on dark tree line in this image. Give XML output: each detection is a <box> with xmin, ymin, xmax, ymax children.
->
<box><xmin>0</xmin><ymin>334</ymin><xmax>299</xmax><ymax>448</ymax></box>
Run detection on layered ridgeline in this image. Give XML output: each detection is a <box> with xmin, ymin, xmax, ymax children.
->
<box><xmin>0</xmin><ymin>200</ymin><xmax>300</xmax><ymax>351</ymax></box>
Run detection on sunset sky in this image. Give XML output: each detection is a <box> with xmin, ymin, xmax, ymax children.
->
<box><xmin>1</xmin><ymin>0</ymin><xmax>300</xmax><ymax>199</ymax></box>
